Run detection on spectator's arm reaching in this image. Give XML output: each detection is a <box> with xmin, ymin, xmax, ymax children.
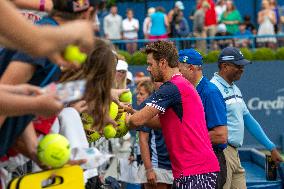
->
<box><xmin>0</xmin><ymin>89</ymin><xmax>63</xmax><ymax>117</ymax></box>
<box><xmin>0</xmin><ymin>1</ymin><xmax>94</xmax><ymax>61</ymax></box>
<box><xmin>139</xmin><ymin>131</ymin><xmax>157</xmax><ymax>186</ymax></box>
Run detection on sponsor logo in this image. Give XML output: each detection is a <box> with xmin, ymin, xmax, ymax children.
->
<box><xmin>247</xmin><ymin>89</ymin><xmax>284</xmax><ymax>116</ymax></box>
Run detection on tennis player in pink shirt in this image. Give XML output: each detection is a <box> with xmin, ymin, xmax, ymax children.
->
<box><xmin>126</xmin><ymin>41</ymin><xmax>219</xmax><ymax>188</ymax></box>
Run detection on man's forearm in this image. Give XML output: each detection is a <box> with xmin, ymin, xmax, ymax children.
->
<box><xmin>12</xmin><ymin>0</ymin><xmax>53</xmax><ymax>12</ymax></box>
<box><xmin>0</xmin><ymin>91</ymin><xmax>40</xmax><ymax>116</ymax></box>
<box><xmin>129</xmin><ymin>116</ymin><xmax>161</xmax><ymax>130</ymax></box>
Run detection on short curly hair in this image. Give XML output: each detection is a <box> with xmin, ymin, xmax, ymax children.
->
<box><xmin>144</xmin><ymin>41</ymin><xmax>179</xmax><ymax>68</ymax></box>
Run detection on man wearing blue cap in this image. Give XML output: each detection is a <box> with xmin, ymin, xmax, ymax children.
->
<box><xmin>211</xmin><ymin>46</ymin><xmax>283</xmax><ymax>189</ymax></box>
<box><xmin>178</xmin><ymin>48</ymin><xmax>228</xmax><ymax>189</ymax></box>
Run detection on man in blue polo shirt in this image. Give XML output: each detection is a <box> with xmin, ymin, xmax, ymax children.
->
<box><xmin>178</xmin><ymin>48</ymin><xmax>228</xmax><ymax>189</ymax></box>
<box><xmin>211</xmin><ymin>47</ymin><xmax>283</xmax><ymax>189</ymax></box>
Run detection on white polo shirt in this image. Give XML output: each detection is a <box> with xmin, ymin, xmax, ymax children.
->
<box><xmin>122</xmin><ymin>18</ymin><xmax>139</xmax><ymax>39</ymax></box>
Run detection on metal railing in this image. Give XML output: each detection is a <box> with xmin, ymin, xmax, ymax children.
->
<box><xmin>111</xmin><ymin>34</ymin><xmax>284</xmax><ymax>52</ymax></box>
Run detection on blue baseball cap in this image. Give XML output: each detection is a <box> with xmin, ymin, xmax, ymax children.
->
<box><xmin>218</xmin><ymin>47</ymin><xmax>251</xmax><ymax>66</ymax></box>
<box><xmin>178</xmin><ymin>49</ymin><xmax>203</xmax><ymax>66</ymax></box>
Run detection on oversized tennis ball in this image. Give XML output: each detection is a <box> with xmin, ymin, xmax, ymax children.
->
<box><xmin>37</xmin><ymin>134</ymin><xmax>70</xmax><ymax>168</ymax></box>
<box><xmin>109</xmin><ymin>102</ymin><xmax>118</xmax><ymax>120</ymax></box>
<box><xmin>119</xmin><ymin>91</ymin><xmax>132</xmax><ymax>103</ymax></box>
<box><xmin>89</xmin><ymin>131</ymin><xmax>101</xmax><ymax>142</ymax></box>
<box><xmin>64</xmin><ymin>45</ymin><xmax>87</xmax><ymax>64</ymax></box>
<box><xmin>103</xmin><ymin>124</ymin><xmax>117</xmax><ymax>139</ymax></box>
<box><xmin>115</xmin><ymin>112</ymin><xmax>129</xmax><ymax>138</ymax></box>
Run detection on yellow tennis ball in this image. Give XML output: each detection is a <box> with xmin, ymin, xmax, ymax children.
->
<box><xmin>119</xmin><ymin>91</ymin><xmax>132</xmax><ymax>103</ymax></box>
<box><xmin>37</xmin><ymin>134</ymin><xmax>70</xmax><ymax>168</ymax></box>
<box><xmin>83</xmin><ymin>123</ymin><xmax>92</xmax><ymax>130</ymax></box>
<box><xmin>115</xmin><ymin>112</ymin><xmax>128</xmax><ymax>138</ymax></box>
<box><xmin>109</xmin><ymin>102</ymin><xmax>118</xmax><ymax>120</ymax></box>
<box><xmin>64</xmin><ymin>45</ymin><xmax>87</xmax><ymax>64</ymax></box>
<box><xmin>89</xmin><ymin>131</ymin><xmax>101</xmax><ymax>142</ymax></box>
<box><xmin>103</xmin><ymin>124</ymin><xmax>117</xmax><ymax>139</ymax></box>
<box><xmin>81</xmin><ymin>113</ymin><xmax>94</xmax><ymax>124</ymax></box>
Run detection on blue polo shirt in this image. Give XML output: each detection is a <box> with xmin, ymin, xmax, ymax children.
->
<box><xmin>196</xmin><ymin>76</ymin><xmax>227</xmax><ymax>150</ymax></box>
<box><xmin>137</xmin><ymin>99</ymin><xmax>172</xmax><ymax>170</ymax></box>
<box><xmin>211</xmin><ymin>73</ymin><xmax>250</xmax><ymax>147</ymax></box>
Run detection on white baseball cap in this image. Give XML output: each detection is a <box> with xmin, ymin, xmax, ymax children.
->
<box><xmin>175</xmin><ymin>1</ymin><xmax>184</xmax><ymax>10</ymax></box>
<box><xmin>127</xmin><ymin>71</ymin><xmax>133</xmax><ymax>82</ymax></box>
<box><xmin>116</xmin><ymin>60</ymin><xmax>128</xmax><ymax>71</ymax></box>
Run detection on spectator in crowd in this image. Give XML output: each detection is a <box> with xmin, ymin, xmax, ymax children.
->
<box><xmin>213</xmin><ymin>23</ymin><xmax>233</xmax><ymax>50</ymax></box>
<box><xmin>234</xmin><ymin>22</ymin><xmax>252</xmax><ymax>48</ymax></box>
<box><xmin>143</xmin><ymin>7</ymin><xmax>155</xmax><ymax>39</ymax></box>
<box><xmin>92</xmin><ymin>12</ymin><xmax>100</xmax><ymax>36</ymax></box>
<box><xmin>211</xmin><ymin>46</ymin><xmax>283</xmax><ymax>189</ymax></box>
<box><xmin>220</xmin><ymin>0</ymin><xmax>242</xmax><ymax>35</ymax></box>
<box><xmin>168</xmin><ymin>1</ymin><xmax>185</xmax><ymax>24</ymax></box>
<box><xmin>257</xmin><ymin>0</ymin><xmax>277</xmax><ymax>48</ymax></box>
<box><xmin>243</xmin><ymin>15</ymin><xmax>257</xmax><ymax>34</ymax></box>
<box><xmin>215</xmin><ymin>0</ymin><xmax>227</xmax><ymax>23</ymax></box>
<box><xmin>137</xmin><ymin>80</ymin><xmax>174</xmax><ymax>189</ymax></box>
<box><xmin>97</xmin><ymin>0</ymin><xmax>109</xmax><ymax>37</ymax></box>
<box><xmin>171</xmin><ymin>11</ymin><xmax>189</xmax><ymax>38</ymax></box>
<box><xmin>115</xmin><ymin>60</ymin><xmax>128</xmax><ymax>89</ymax></box>
<box><xmin>103</xmin><ymin>5</ymin><xmax>122</xmax><ymax>40</ymax></box>
<box><xmin>193</xmin><ymin>1</ymin><xmax>210</xmax><ymax>53</ymax></box>
<box><xmin>269</xmin><ymin>0</ymin><xmax>280</xmax><ymax>33</ymax></box>
<box><xmin>279</xmin><ymin>5</ymin><xmax>284</xmax><ymax>45</ymax></box>
<box><xmin>197</xmin><ymin>0</ymin><xmax>217</xmax><ymax>38</ymax></box>
<box><xmin>168</xmin><ymin>1</ymin><xmax>184</xmax><ymax>37</ymax></box>
<box><xmin>149</xmin><ymin>7</ymin><xmax>169</xmax><ymax>40</ymax></box>
<box><xmin>122</xmin><ymin>9</ymin><xmax>139</xmax><ymax>54</ymax></box>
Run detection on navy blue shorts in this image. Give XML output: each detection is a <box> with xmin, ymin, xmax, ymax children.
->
<box><xmin>173</xmin><ymin>172</ymin><xmax>218</xmax><ymax>189</ymax></box>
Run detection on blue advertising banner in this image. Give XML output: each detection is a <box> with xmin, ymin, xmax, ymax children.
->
<box><xmin>129</xmin><ymin>61</ymin><xmax>284</xmax><ymax>150</ymax></box>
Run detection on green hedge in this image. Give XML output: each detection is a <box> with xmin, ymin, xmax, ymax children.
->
<box><xmin>118</xmin><ymin>48</ymin><xmax>284</xmax><ymax>65</ymax></box>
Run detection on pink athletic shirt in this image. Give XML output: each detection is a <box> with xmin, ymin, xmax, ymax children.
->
<box><xmin>145</xmin><ymin>74</ymin><xmax>220</xmax><ymax>178</ymax></box>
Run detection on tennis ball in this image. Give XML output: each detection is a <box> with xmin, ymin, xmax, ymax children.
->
<box><xmin>37</xmin><ymin>134</ymin><xmax>70</xmax><ymax>168</ymax></box>
<box><xmin>89</xmin><ymin>131</ymin><xmax>101</xmax><ymax>142</ymax></box>
<box><xmin>115</xmin><ymin>112</ymin><xmax>129</xmax><ymax>138</ymax></box>
<box><xmin>83</xmin><ymin>123</ymin><xmax>92</xmax><ymax>130</ymax></box>
<box><xmin>119</xmin><ymin>91</ymin><xmax>132</xmax><ymax>103</ymax></box>
<box><xmin>109</xmin><ymin>102</ymin><xmax>118</xmax><ymax>120</ymax></box>
<box><xmin>64</xmin><ymin>45</ymin><xmax>87</xmax><ymax>64</ymax></box>
<box><xmin>103</xmin><ymin>124</ymin><xmax>117</xmax><ymax>139</ymax></box>
<box><xmin>81</xmin><ymin>113</ymin><xmax>94</xmax><ymax>124</ymax></box>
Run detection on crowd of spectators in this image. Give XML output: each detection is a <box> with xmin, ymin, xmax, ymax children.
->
<box><xmin>94</xmin><ymin>0</ymin><xmax>284</xmax><ymax>53</ymax></box>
